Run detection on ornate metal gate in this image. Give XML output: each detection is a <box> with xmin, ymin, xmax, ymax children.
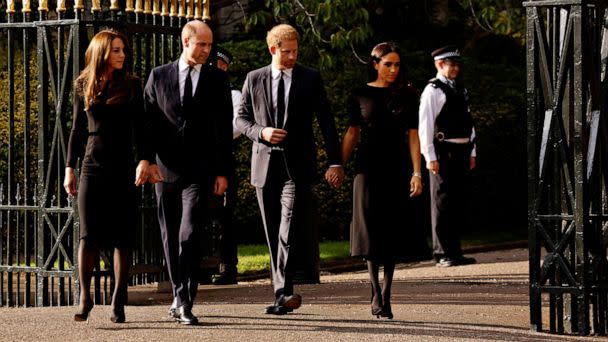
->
<box><xmin>0</xmin><ymin>0</ymin><xmax>217</xmax><ymax>307</ymax></box>
<box><xmin>526</xmin><ymin>0</ymin><xmax>608</xmax><ymax>335</ymax></box>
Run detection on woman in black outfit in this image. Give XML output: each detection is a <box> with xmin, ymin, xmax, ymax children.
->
<box><xmin>341</xmin><ymin>42</ymin><xmax>423</xmax><ymax>319</ymax></box>
<box><xmin>64</xmin><ymin>30</ymin><xmax>154</xmax><ymax>323</ymax></box>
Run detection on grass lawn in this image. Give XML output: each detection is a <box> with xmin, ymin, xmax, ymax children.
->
<box><xmin>237</xmin><ymin>229</ymin><xmax>527</xmax><ymax>275</ymax></box>
<box><xmin>238</xmin><ymin>240</ymin><xmax>350</xmax><ymax>275</ymax></box>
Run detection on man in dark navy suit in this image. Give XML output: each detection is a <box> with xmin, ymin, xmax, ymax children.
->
<box><xmin>236</xmin><ymin>24</ymin><xmax>343</xmax><ymax>315</ymax></box>
<box><xmin>144</xmin><ymin>20</ymin><xmax>233</xmax><ymax>324</ymax></box>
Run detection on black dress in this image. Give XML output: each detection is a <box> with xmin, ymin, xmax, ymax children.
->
<box><xmin>67</xmin><ymin>77</ymin><xmax>151</xmax><ymax>248</ymax></box>
<box><xmin>348</xmin><ymin>84</ymin><xmax>427</xmax><ymax>261</ymax></box>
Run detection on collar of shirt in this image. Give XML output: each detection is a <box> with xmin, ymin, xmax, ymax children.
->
<box><xmin>179</xmin><ymin>57</ymin><xmax>202</xmax><ymax>74</ymax></box>
<box><xmin>178</xmin><ymin>57</ymin><xmax>202</xmax><ymax>101</ymax></box>
<box><xmin>436</xmin><ymin>73</ymin><xmax>455</xmax><ymax>87</ymax></box>
<box><xmin>271</xmin><ymin>65</ymin><xmax>293</xmax><ymax>81</ymax></box>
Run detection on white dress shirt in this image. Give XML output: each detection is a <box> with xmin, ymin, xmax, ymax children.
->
<box><xmin>271</xmin><ymin>65</ymin><xmax>292</xmax><ymax>127</ymax></box>
<box><xmin>231</xmin><ymin>89</ymin><xmax>243</xmax><ymax>139</ymax></box>
<box><xmin>178</xmin><ymin>57</ymin><xmax>202</xmax><ymax>104</ymax></box>
<box><xmin>418</xmin><ymin>73</ymin><xmax>477</xmax><ymax>162</ymax></box>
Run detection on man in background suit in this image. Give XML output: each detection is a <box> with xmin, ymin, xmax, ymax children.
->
<box><xmin>236</xmin><ymin>24</ymin><xmax>344</xmax><ymax>315</ymax></box>
<box><xmin>144</xmin><ymin>20</ymin><xmax>233</xmax><ymax>324</ymax></box>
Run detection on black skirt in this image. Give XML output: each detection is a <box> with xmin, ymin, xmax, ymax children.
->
<box><xmin>350</xmin><ymin>173</ymin><xmax>430</xmax><ymax>262</ymax></box>
<box><xmin>77</xmin><ymin>172</ymin><xmax>137</xmax><ymax>249</ymax></box>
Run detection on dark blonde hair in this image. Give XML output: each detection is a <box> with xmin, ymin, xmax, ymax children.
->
<box><xmin>75</xmin><ymin>29</ymin><xmax>132</xmax><ymax>110</ymax></box>
<box><xmin>266</xmin><ymin>24</ymin><xmax>300</xmax><ymax>48</ymax></box>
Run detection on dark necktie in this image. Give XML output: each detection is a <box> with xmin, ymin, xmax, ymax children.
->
<box><xmin>183</xmin><ymin>66</ymin><xmax>193</xmax><ymax>110</ymax></box>
<box><xmin>276</xmin><ymin>71</ymin><xmax>285</xmax><ymax>128</ymax></box>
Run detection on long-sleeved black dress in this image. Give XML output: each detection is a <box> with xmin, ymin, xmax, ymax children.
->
<box><xmin>348</xmin><ymin>84</ymin><xmax>429</xmax><ymax>262</ymax></box>
<box><xmin>67</xmin><ymin>77</ymin><xmax>151</xmax><ymax>248</ymax></box>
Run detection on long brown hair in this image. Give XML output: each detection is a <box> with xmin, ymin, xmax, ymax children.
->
<box><xmin>75</xmin><ymin>29</ymin><xmax>132</xmax><ymax>110</ymax></box>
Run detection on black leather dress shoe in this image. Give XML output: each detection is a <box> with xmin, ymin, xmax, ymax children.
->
<box><xmin>176</xmin><ymin>305</ymin><xmax>198</xmax><ymax>325</ymax></box>
<box><xmin>436</xmin><ymin>257</ymin><xmax>456</xmax><ymax>267</ymax></box>
<box><xmin>454</xmin><ymin>256</ymin><xmax>477</xmax><ymax>265</ymax></box>
<box><xmin>265</xmin><ymin>305</ymin><xmax>290</xmax><ymax>315</ymax></box>
<box><xmin>276</xmin><ymin>294</ymin><xmax>302</xmax><ymax>310</ymax></box>
<box><xmin>212</xmin><ymin>273</ymin><xmax>237</xmax><ymax>285</ymax></box>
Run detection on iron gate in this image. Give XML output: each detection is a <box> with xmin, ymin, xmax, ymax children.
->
<box><xmin>0</xmin><ymin>0</ymin><xmax>219</xmax><ymax>307</ymax></box>
<box><xmin>526</xmin><ymin>0</ymin><xmax>608</xmax><ymax>336</ymax></box>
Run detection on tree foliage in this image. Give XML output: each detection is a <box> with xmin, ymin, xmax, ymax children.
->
<box><xmin>458</xmin><ymin>0</ymin><xmax>525</xmax><ymax>43</ymax></box>
<box><xmin>245</xmin><ymin>0</ymin><xmax>373</xmax><ymax>69</ymax></box>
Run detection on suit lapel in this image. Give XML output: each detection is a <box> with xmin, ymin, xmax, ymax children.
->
<box><xmin>285</xmin><ymin>64</ymin><xmax>300</xmax><ymax>128</ymax></box>
<box><xmin>262</xmin><ymin>65</ymin><xmax>274</xmax><ymax>126</ymax></box>
<box><xmin>169</xmin><ymin>61</ymin><xmax>181</xmax><ymax>115</ymax></box>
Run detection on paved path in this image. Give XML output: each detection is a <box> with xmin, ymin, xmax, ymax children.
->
<box><xmin>0</xmin><ymin>248</ymin><xmax>604</xmax><ymax>341</ymax></box>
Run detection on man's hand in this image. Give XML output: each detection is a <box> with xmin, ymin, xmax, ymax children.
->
<box><xmin>214</xmin><ymin>176</ymin><xmax>228</xmax><ymax>196</ymax></box>
<box><xmin>261</xmin><ymin>127</ymin><xmax>288</xmax><ymax>144</ymax></box>
<box><xmin>134</xmin><ymin>160</ymin><xmax>150</xmax><ymax>186</ymax></box>
<box><xmin>427</xmin><ymin>160</ymin><xmax>439</xmax><ymax>175</ymax></box>
<box><xmin>147</xmin><ymin>164</ymin><xmax>164</xmax><ymax>184</ymax></box>
<box><xmin>470</xmin><ymin>156</ymin><xmax>476</xmax><ymax>170</ymax></box>
<box><xmin>325</xmin><ymin>166</ymin><xmax>345</xmax><ymax>188</ymax></box>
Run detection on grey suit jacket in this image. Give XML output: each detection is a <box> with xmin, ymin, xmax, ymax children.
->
<box><xmin>235</xmin><ymin>64</ymin><xmax>340</xmax><ymax>187</ymax></box>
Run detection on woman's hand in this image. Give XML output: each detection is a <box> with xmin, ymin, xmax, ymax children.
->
<box><xmin>409</xmin><ymin>173</ymin><xmax>423</xmax><ymax>197</ymax></box>
<box><xmin>63</xmin><ymin>167</ymin><xmax>77</xmax><ymax>196</ymax></box>
<box><xmin>135</xmin><ymin>160</ymin><xmax>150</xmax><ymax>186</ymax></box>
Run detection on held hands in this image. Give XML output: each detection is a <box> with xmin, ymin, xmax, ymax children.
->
<box><xmin>427</xmin><ymin>160</ymin><xmax>439</xmax><ymax>175</ymax></box>
<box><xmin>261</xmin><ymin>127</ymin><xmax>288</xmax><ymax>145</ymax></box>
<box><xmin>214</xmin><ymin>176</ymin><xmax>228</xmax><ymax>196</ymax></box>
<box><xmin>134</xmin><ymin>161</ymin><xmax>164</xmax><ymax>186</ymax></box>
<box><xmin>325</xmin><ymin>166</ymin><xmax>345</xmax><ymax>188</ymax></box>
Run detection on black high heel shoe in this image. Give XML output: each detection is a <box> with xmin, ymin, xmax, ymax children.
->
<box><xmin>74</xmin><ymin>300</ymin><xmax>94</xmax><ymax>322</ymax></box>
<box><xmin>380</xmin><ymin>302</ymin><xmax>393</xmax><ymax>319</ymax></box>
<box><xmin>371</xmin><ymin>291</ymin><xmax>384</xmax><ymax>318</ymax></box>
<box><xmin>110</xmin><ymin>305</ymin><xmax>125</xmax><ymax>323</ymax></box>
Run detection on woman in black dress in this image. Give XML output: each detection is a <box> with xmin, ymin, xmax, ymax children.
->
<box><xmin>64</xmin><ymin>30</ymin><xmax>154</xmax><ymax>323</ymax></box>
<box><xmin>341</xmin><ymin>42</ymin><xmax>423</xmax><ymax>319</ymax></box>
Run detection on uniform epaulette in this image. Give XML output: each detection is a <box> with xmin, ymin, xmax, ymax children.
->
<box><xmin>429</xmin><ymin>78</ymin><xmax>439</xmax><ymax>87</ymax></box>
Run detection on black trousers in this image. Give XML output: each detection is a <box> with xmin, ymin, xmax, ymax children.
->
<box><xmin>429</xmin><ymin>142</ymin><xmax>472</xmax><ymax>259</ymax></box>
<box><xmin>214</xmin><ymin>180</ymin><xmax>238</xmax><ymax>269</ymax></box>
<box><xmin>155</xmin><ymin>180</ymin><xmax>209</xmax><ymax>308</ymax></box>
<box><xmin>255</xmin><ymin>152</ymin><xmax>310</xmax><ymax>297</ymax></box>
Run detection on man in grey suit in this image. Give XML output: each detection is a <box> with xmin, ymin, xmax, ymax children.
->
<box><xmin>236</xmin><ymin>24</ymin><xmax>344</xmax><ymax>315</ymax></box>
<box><xmin>144</xmin><ymin>20</ymin><xmax>233</xmax><ymax>324</ymax></box>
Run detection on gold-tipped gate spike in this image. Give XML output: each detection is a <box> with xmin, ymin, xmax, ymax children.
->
<box><xmin>73</xmin><ymin>0</ymin><xmax>85</xmax><ymax>11</ymax></box>
<box><xmin>202</xmin><ymin>0</ymin><xmax>210</xmax><ymax>21</ymax></box>
<box><xmin>6</xmin><ymin>0</ymin><xmax>15</xmax><ymax>13</ymax></box>
<box><xmin>22</xmin><ymin>0</ymin><xmax>32</xmax><ymax>13</ymax></box>
<box><xmin>57</xmin><ymin>0</ymin><xmax>67</xmax><ymax>12</ymax></box>
<box><xmin>187</xmin><ymin>0</ymin><xmax>194</xmax><ymax>19</ymax></box>
<box><xmin>194</xmin><ymin>0</ymin><xmax>201</xmax><ymax>20</ymax></box>
<box><xmin>152</xmin><ymin>0</ymin><xmax>160</xmax><ymax>15</ymax></box>
<box><xmin>170</xmin><ymin>0</ymin><xmax>178</xmax><ymax>17</ymax></box>
<box><xmin>111</xmin><ymin>0</ymin><xmax>121</xmax><ymax>11</ymax></box>
<box><xmin>91</xmin><ymin>0</ymin><xmax>101</xmax><ymax>12</ymax></box>
<box><xmin>178</xmin><ymin>0</ymin><xmax>185</xmax><ymax>18</ymax></box>
<box><xmin>38</xmin><ymin>0</ymin><xmax>49</xmax><ymax>12</ymax></box>
<box><xmin>126</xmin><ymin>0</ymin><xmax>134</xmax><ymax>12</ymax></box>
<box><xmin>144</xmin><ymin>0</ymin><xmax>152</xmax><ymax>14</ymax></box>
<box><xmin>135</xmin><ymin>0</ymin><xmax>143</xmax><ymax>13</ymax></box>
<box><xmin>161</xmin><ymin>0</ymin><xmax>169</xmax><ymax>16</ymax></box>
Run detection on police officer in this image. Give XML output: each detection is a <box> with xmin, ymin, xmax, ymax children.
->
<box><xmin>211</xmin><ymin>46</ymin><xmax>242</xmax><ymax>284</ymax></box>
<box><xmin>418</xmin><ymin>45</ymin><xmax>477</xmax><ymax>267</ymax></box>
